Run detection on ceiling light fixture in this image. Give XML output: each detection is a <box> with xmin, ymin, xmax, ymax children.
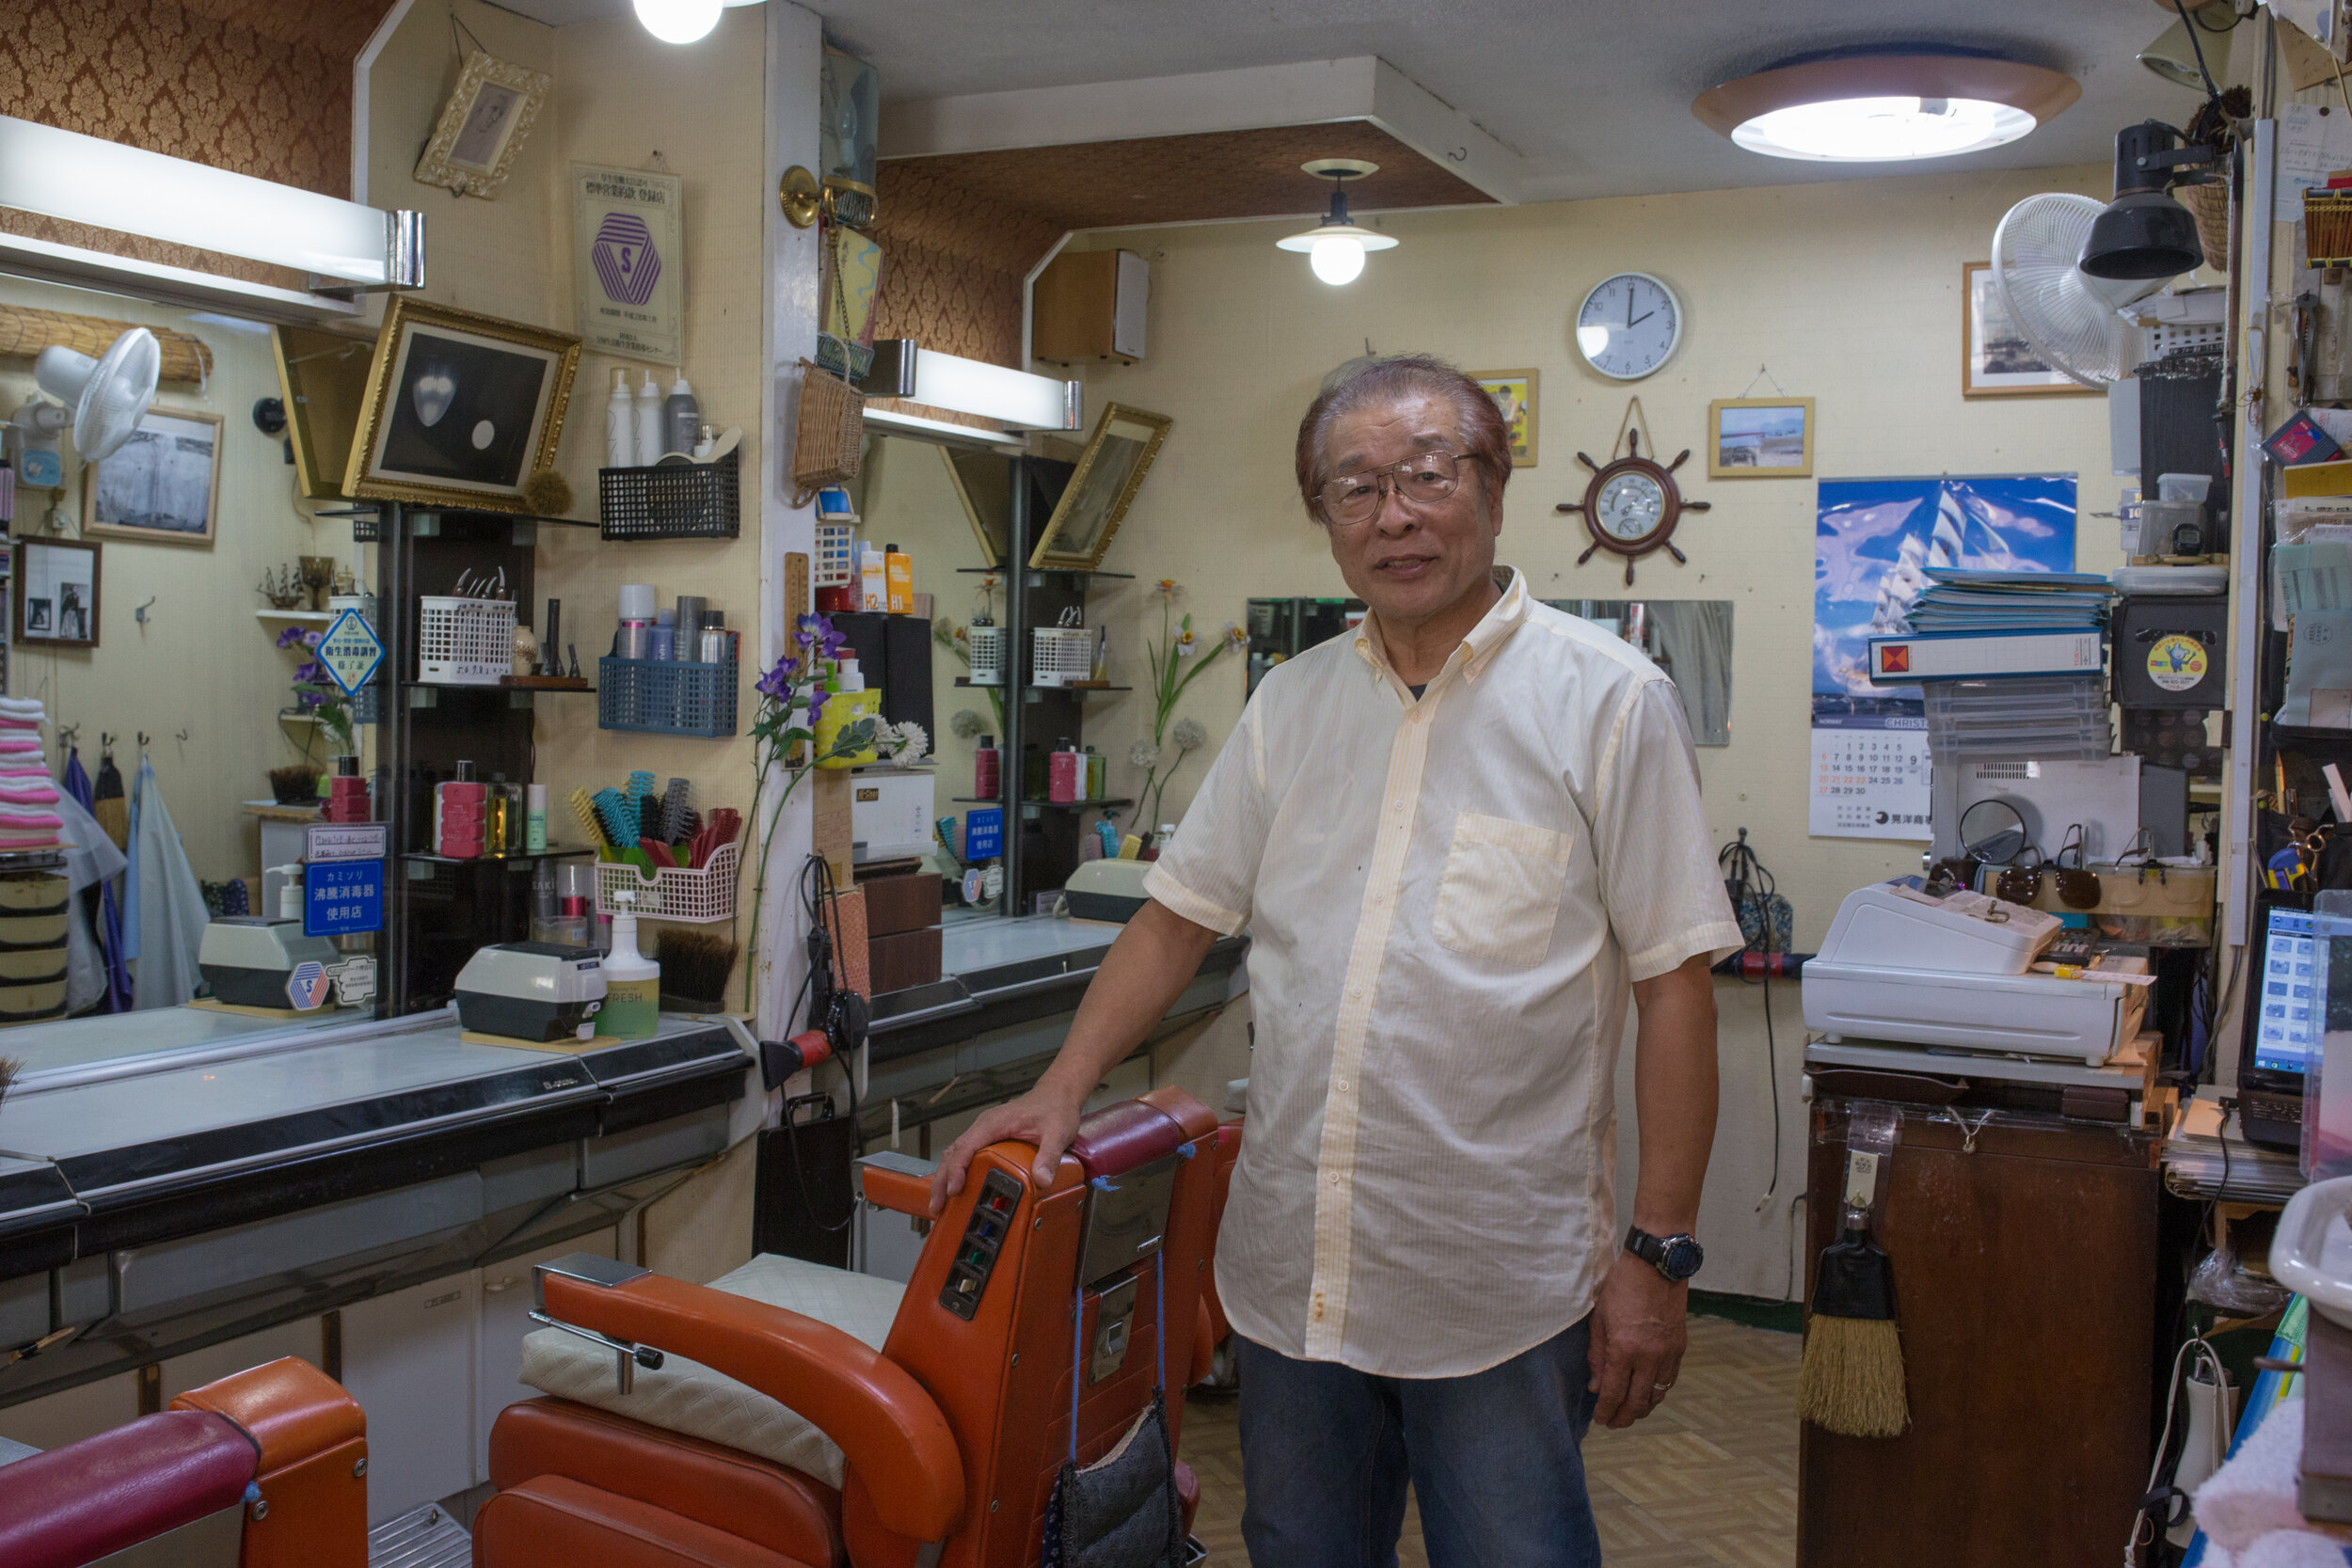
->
<box><xmin>1276</xmin><ymin>160</ymin><xmax>1397</xmax><ymax>285</ymax></box>
<box><xmin>633</xmin><ymin>0</ymin><xmax>762</xmax><ymax>45</ymax></box>
<box><xmin>2139</xmin><ymin>3</ymin><xmax>2237</xmax><ymax>90</ymax></box>
<box><xmin>1692</xmin><ymin>49</ymin><xmax>2079</xmax><ymax>163</ymax></box>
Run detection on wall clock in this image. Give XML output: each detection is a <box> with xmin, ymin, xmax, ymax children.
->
<box><xmin>1575</xmin><ymin>272</ymin><xmax>1682</xmax><ymax>381</ymax></box>
<box><xmin>1556</xmin><ymin>399</ymin><xmax>1709</xmax><ymax>587</ymax></box>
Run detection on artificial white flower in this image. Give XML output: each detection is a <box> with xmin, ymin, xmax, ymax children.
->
<box><xmin>1171</xmin><ymin>717</ymin><xmax>1208</xmax><ymax>752</ymax></box>
<box><xmin>884</xmin><ymin>721</ymin><xmax>930</xmax><ymax>765</ymax></box>
<box><xmin>950</xmin><ymin>708</ymin><xmax>985</xmax><ymax>740</ymax></box>
<box><xmin>1131</xmin><ymin>741</ymin><xmax>1161</xmax><ymax>768</ymax></box>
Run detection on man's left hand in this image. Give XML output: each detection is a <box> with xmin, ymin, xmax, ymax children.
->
<box><xmin>1587</xmin><ymin>1252</ymin><xmax>1688</xmax><ymax>1429</ymax></box>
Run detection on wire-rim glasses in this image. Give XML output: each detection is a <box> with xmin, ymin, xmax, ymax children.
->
<box><xmin>1317</xmin><ymin>451</ymin><xmax>1480</xmax><ymax>528</ymax></box>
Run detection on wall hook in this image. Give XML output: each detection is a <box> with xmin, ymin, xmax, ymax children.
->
<box><xmin>176</xmin><ymin>728</ymin><xmax>190</xmax><ymax>743</ymax></box>
<box><xmin>137</xmin><ymin>732</ymin><xmax>151</xmax><ymax>750</ymax></box>
<box><xmin>135</xmin><ymin>596</ymin><xmax>157</xmax><ymax>626</ymax></box>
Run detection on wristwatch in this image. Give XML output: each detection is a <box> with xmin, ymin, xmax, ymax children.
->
<box><xmin>1625</xmin><ymin>1226</ymin><xmax>1704</xmax><ymax>1283</ymax></box>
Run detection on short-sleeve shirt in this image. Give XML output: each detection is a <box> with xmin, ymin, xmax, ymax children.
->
<box><xmin>1144</xmin><ymin>567</ymin><xmax>1741</xmax><ymax>1377</ymax></box>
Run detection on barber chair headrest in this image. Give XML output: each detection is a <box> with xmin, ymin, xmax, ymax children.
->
<box><xmin>0</xmin><ymin>1408</ymin><xmax>258</xmax><ymax>1568</ymax></box>
<box><xmin>1067</xmin><ymin>1099</ymin><xmax>1191</xmax><ymax>1181</ymax></box>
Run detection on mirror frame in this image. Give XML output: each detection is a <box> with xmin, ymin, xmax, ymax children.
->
<box><xmin>1027</xmin><ymin>402</ymin><xmax>1170</xmax><ymax>571</ymax></box>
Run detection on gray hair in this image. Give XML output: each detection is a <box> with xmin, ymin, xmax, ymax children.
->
<box><xmin>1293</xmin><ymin>353</ymin><xmax>1512</xmax><ymax>521</ymax></box>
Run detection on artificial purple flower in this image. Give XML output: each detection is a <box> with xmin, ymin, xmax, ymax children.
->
<box><xmin>756</xmin><ymin>652</ymin><xmax>803</xmax><ymax>701</ymax></box>
<box><xmin>303</xmin><ymin>629</ymin><xmax>324</xmax><ymax>649</ymax></box>
<box><xmin>276</xmin><ymin>625</ymin><xmax>307</xmax><ymax>649</ymax></box>
<box><xmin>294</xmin><ymin>659</ymin><xmax>326</xmax><ymax>685</ymax></box>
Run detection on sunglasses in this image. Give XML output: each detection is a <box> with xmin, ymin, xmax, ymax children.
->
<box><xmin>1992</xmin><ymin>826</ymin><xmax>2101</xmax><ymax>911</ymax></box>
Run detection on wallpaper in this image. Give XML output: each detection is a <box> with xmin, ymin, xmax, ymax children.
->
<box><xmin>0</xmin><ymin>0</ymin><xmax>402</xmax><ymax>287</ymax></box>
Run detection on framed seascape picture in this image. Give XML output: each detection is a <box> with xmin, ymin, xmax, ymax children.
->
<box><xmin>82</xmin><ymin>407</ymin><xmax>223</xmax><ymax>544</ymax></box>
<box><xmin>344</xmin><ymin>298</ymin><xmax>580</xmax><ymax>512</ymax></box>
<box><xmin>1470</xmin><ymin>369</ymin><xmax>1538</xmax><ymax>467</ymax></box>
<box><xmin>413</xmin><ymin>50</ymin><xmax>550</xmax><ymax>199</ymax></box>
<box><xmin>1963</xmin><ymin>262</ymin><xmax>2096</xmax><ymax>398</ymax></box>
<box><xmin>1708</xmin><ymin>397</ymin><xmax>1814</xmax><ymax>479</ymax></box>
<box><xmin>1029</xmin><ymin>404</ymin><xmax>1172</xmax><ymax>571</ymax></box>
<box><xmin>17</xmin><ymin>538</ymin><xmax>100</xmax><ymax>648</ymax></box>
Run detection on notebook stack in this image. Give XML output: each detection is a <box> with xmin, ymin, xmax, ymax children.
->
<box><xmin>1879</xmin><ymin>571</ymin><xmax>2119</xmax><ymax>761</ymax></box>
<box><xmin>0</xmin><ymin>698</ymin><xmax>63</xmax><ymax>853</ymax></box>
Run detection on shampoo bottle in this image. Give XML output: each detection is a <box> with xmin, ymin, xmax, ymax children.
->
<box><xmin>605</xmin><ymin>370</ymin><xmax>633</xmax><ymax>468</ymax></box>
<box><xmin>663</xmin><ymin>373</ymin><xmax>699</xmax><ymax>456</ymax></box>
<box><xmin>974</xmin><ymin>736</ymin><xmax>1000</xmax><ymax>799</ymax></box>
<box><xmin>633</xmin><ymin>372</ymin><xmax>663</xmax><ymax>467</ymax></box>
<box><xmin>596</xmin><ymin>897</ymin><xmax>660</xmax><ymax>1038</ymax></box>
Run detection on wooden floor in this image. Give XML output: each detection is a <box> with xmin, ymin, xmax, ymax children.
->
<box><xmin>1179</xmin><ymin>1315</ymin><xmax>1801</xmax><ymax>1567</ymax></box>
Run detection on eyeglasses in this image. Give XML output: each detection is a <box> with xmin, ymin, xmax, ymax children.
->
<box><xmin>1317</xmin><ymin>451</ymin><xmax>1480</xmax><ymax>528</ymax></box>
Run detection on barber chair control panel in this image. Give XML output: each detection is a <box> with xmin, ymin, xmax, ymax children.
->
<box><xmin>941</xmin><ymin>1169</ymin><xmax>1024</xmax><ymax>1321</ymax></box>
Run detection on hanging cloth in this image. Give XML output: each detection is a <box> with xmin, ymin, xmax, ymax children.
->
<box><xmin>92</xmin><ymin>745</ymin><xmax>128</xmax><ymax>852</ymax></box>
<box><xmin>56</xmin><ymin>788</ymin><xmax>128</xmax><ymax>1016</ymax></box>
<box><xmin>1041</xmin><ymin>1246</ymin><xmax>1185</xmax><ymax>1568</ymax></box>
<box><xmin>60</xmin><ymin>747</ymin><xmax>130</xmax><ymax>1013</ymax></box>
<box><xmin>129</xmin><ymin>753</ymin><xmax>208</xmax><ymax>1010</ymax></box>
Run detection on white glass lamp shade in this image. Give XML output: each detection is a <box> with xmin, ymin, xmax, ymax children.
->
<box><xmin>1276</xmin><ymin>221</ymin><xmax>1397</xmax><ymax>285</ymax></box>
<box><xmin>634</xmin><ymin>0</ymin><xmax>723</xmax><ymax>43</ymax></box>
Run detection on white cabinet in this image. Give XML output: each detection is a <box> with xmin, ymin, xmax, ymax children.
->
<box><xmin>160</xmin><ymin>1316</ymin><xmax>324</xmax><ymax>1403</ymax></box>
<box><xmin>339</xmin><ymin>1273</ymin><xmax>479</xmax><ymax>1525</ymax></box>
<box><xmin>0</xmin><ymin>1369</ymin><xmax>139</xmax><ymax>1451</ymax></box>
<box><xmin>473</xmin><ymin>1229</ymin><xmax>615</xmax><ymax>1480</ymax></box>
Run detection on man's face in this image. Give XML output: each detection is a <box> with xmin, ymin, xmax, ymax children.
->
<box><xmin>1319</xmin><ymin>392</ymin><xmax>1500</xmax><ymax>630</ymax></box>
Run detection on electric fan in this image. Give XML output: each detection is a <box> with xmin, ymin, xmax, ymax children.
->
<box><xmin>1989</xmin><ymin>193</ymin><xmax>2172</xmax><ymax>388</ymax></box>
<box><xmin>32</xmin><ymin>327</ymin><xmax>161</xmax><ymax>461</ymax></box>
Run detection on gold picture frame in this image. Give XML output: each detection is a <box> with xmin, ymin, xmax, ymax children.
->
<box><xmin>344</xmin><ymin>298</ymin><xmax>580</xmax><ymax>513</ymax></box>
<box><xmin>271</xmin><ymin>325</ymin><xmax>374</xmax><ymax>500</ymax></box>
<box><xmin>939</xmin><ymin>446</ymin><xmax>1011</xmax><ymax>567</ymax></box>
<box><xmin>1028</xmin><ymin>403</ymin><xmax>1172</xmax><ymax>571</ymax></box>
<box><xmin>1708</xmin><ymin>396</ymin><xmax>1815</xmax><ymax>479</ymax></box>
<box><xmin>413</xmin><ymin>50</ymin><xmax>549</xmax><ymax>199</ymax></box>
<box><xmin>82</xmin><ymin>407</ymin><xmax>223</xmax><ymax>546</ymax></box>
<box><xmin>1962</xmin><ymin>261</ymin><xmax>2099</xmax><ymax>398</ymax></box>
<box><xmin>1470</xmin><ymin>369</ymin><xmax>1538</xmax><ymax>467</ymax></box>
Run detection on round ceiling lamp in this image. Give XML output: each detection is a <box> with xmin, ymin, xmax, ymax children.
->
<box><xmin>1692</xmin><ymin>51</ymin><xmax>2080</xmax><ymax>162</ymax></box>
<box><xmin>634</xmin><ymin>0</ymin><xmax>761</xmax><ymax>44</ymax></box>
<box><xmin>1276</xmin><ymin>160</ymin><xmax>1398</xmax><ymax>285</ymax></box>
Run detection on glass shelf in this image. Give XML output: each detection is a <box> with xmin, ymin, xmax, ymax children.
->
<box><xmin>1027</xmin><ymin>684</ymin><xmax>1129</xmax><ymax>695</ymax></box>
<box><xmin>401</xmin><ymin>845</ymin><xmax>595</xmax><ymax>866</ymax></box>
<box><xmin>1022</xmin><ymin>798</ymin><xmax>1132</xmax><ymax>811</ymax></box>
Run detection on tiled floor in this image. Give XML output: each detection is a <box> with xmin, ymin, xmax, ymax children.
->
<box><xmin>1179</xmin><ymin>1315</ymin><xmax>1801</xmax><ymax>1567</ymax></box>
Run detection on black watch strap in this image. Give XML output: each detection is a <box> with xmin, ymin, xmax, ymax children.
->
<box><xmin>1625</xmin><ymin>1225</ymin><xmax>1703</xmax><ymax>1282</ymax></box>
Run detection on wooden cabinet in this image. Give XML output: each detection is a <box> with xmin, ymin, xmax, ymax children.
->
<box><xmin>1034</xmin><ymin>250</ymin><xmax>1148</xmax><ymax>364</ymax></box>
<box><xmin>1800</xmin><ymin>1099</ymin><xmax>2159</xmax><ymax>1568</ymax></box>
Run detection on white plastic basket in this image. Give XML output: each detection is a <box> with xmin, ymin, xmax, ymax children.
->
<box><xmin>967</xmin><ymin>624</ymin><xmax>1005</xmax><ymax>686</ymax></box>
<box><xmin>1032</xmin><ymin>626</ymin><xmax>1092</xmax><ymax>687</ymax></box>
<box><xmin>417</xmin><ymin>596</ymin><xmax>516</xmax><ymax>685</ymax></box>
<box><xmin>815</xmin><ymin>520</ymin><xmax>854</xmax><ymax>589</ymax></box>
<box><xmin>595</xmin><ymin>839</ymin><xmax>739</xmax><ymax>924</ymax></box>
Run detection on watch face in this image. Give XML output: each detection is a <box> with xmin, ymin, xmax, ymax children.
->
<box><xmin>1597</xmin><ymin>470</ymin><xmax>1666</xmax><ymax>541</ymax></box>
<box><xmin>1577</xmin><ymin>272</ymin><xmax>1681</xmax><ymax>380</ymax></box>
<box><xmin>1662</xmin><ymin>1237</ymin><xmax>1704</xmax><ymax>1280</ymax></box>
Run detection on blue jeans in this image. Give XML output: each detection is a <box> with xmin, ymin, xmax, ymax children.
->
<box><xmin>1234</xmin><ymin>1319</ymin><xmax>1602</xmax><ymax>1568</ymax></box>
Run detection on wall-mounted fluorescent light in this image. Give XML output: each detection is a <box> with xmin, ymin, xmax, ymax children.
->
<box><xmin>862</xmin><ymin>405</ymin><xmax>1029</xmax><ymax>453</ymax></box>
<box><xmin>905</xmin><ymin>345</ymin><xmax>1081</xmax><ymax>431</ymax></box>
<box><xmin>0</xmin><ymin>115</ymin><xmax>423</xmax><ymax>294</ymax></box>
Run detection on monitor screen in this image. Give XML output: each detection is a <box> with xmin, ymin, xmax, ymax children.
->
<box><xmin>2254</xmin><ymin>907</ymin><xmax>2321</xmax><ymax>1076</ymax></box>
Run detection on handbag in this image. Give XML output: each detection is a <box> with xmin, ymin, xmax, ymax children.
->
<box><xmin>1041</xmin><ymin>1252</ymin><xmax>1184</xmax><ymax>1568</ymax></box>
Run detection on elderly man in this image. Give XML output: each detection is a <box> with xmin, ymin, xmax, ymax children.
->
<box><xmin>932</xmin><ymin>355</ymin><xmax>1739</xmax><ymax>1567</ymax></box>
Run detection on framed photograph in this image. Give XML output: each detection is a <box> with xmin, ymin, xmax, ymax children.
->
<box><xmin>344</xmin><ymin>298</ymin><xmax>580</xmax><ymax>512</ymax></box>
<box><xmin>82</xmin><ymin>407</ymin><xmax>222</xmax><ymax>544</ymax></box>
<box><xmin>940</xmin><ymin>446</ymin><xmax>1011</xmax><ymax>567</ymax></box>
<box><xmin>573</xmin><ymin>164</ymin><xmax>684</xmax><ymax>363</ymax></box>
<box><xmin>413</xmin><ymin>50</ymin><xmax>549</xmax><ymax>199</ymax></box>
<box><xmin>1963</xmin><ymin>262</ymin><xmax>2097</xmax><ymax>398</ymax></box>
<box><xmin>1708</xmin><ymin>396</ymin><xmax>1815</xmax><ymax>478</ymax></box>
<box><xmin>271</xmin><ymin>326</ymin><xmax>374</xmax><ymax>500</ymax></box>
<box><xmin>1029</xmin><ymin>404</ymin><xmax>1172</xmax><ymax>571</ymax></box>
<box><xmin>1470</xmin><ymin>369</ymin><xmax>1538</xmax><ymax>467</ymax></box>
<box><xmin>17</xmin><ymin>538</ymin><xmax>100</xmax><ymax>648</ymax></box>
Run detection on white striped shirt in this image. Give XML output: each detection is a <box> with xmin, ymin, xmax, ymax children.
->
<box><xmin>1145</xmin><ymin>567</ymin><xmax>1741</xmax><ymax>1377</ymax></box>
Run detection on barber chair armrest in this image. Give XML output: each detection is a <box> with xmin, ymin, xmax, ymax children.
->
<box><xmin>855</xmin><ymin>1150</ymin><xmax>938</xmax><ymax>1217</ymax></box>
<box><xmin>538</xmin><ymin>1262</ymin><xmax>963</xmax><ymax>1544</ymax></box>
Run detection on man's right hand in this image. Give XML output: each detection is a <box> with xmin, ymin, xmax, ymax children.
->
<box><xmin>928</xmin><ymin>1084</ymin><xmax>1086</xmax><ymax>1216</ymax></box>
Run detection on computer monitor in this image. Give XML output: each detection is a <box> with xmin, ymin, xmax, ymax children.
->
<box><xmin>2250</xmin><ymin>906</ymin><xmax>2320</xmax><ymax>1079</ymax></box>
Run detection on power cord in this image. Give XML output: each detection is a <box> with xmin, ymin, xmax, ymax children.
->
<box><xmin>780</xmin><ymin>852</ymin><xmax>865</xmax><ymax>1236</ymax></box>
<box><xmin>1719</xmin><ymin>829</ymin><xmax>1784</xmax><ymax>1212</ymax></box>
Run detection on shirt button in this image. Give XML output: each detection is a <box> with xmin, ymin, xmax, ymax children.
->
<box><xmin>1391</xmin><ymin>800</ymin><xmax>1405</xmax><ymax>813</ymax></box>
<box><xmin>1335</xmin><ymin>1079</ymin><xmax>1349</xmax><ymax>1093</ymax></box>
<box><xmin>1348</xmin><ymin>986</ymin><xmax>1363</xmax><ymax>999</ymax></box>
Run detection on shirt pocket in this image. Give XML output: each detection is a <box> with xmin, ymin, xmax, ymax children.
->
<box><xmin>1430</xmin><ymin>812</ymin><xmax>1577</xmax><ymax>962</ymax></box>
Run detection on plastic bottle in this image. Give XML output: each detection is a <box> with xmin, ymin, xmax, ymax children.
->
<box><xmin>526</xmin><ymin>783</ymin><xmax>548</xmax><ymax>853</ymax></box>
<box><xmin>860</xmin><ymin>544</ymin><xmax>886</xmax><ymax>612</ymax></box>
<box><xmin>1086</xmin><ymin>746</ymin><xmax>1104</xmax><ymax>801</ymax></box>
<box><xmin>604</xmin><ymin>369</ymin><xmax>633</xmax><ymax>468</ymax></box>
<box><xmin>596</xmin><ymin>897</ymin><xmax>660</xmax><ymax>1038</ymax></box>
<box><xmin>1049</xmin><ymin>740</ymin><xmax>1083</xmax><ymax>804</ymax></box>
<box><xmin>435</xmin><ymin>761</ymin><xmax>486</xmax><ymax>860</ymax></box>
<box><xmin>663</xmin><ymin>373</ymin><xmax>699</xmax><ymax>456</ymax></box>
<box><xmin>885</xmin><ymin>543</ymin><xmax>913</xmax><ymax>614</ymax></box>
<box><xmin>633</xmin><ymin>371</ymin><xmax>663</xmax><ymax>467</ymax></box>
<box><xmin>974</xmin><ymin>736</ymin><xmax>1000</xmax><ymax>799</ymax></box>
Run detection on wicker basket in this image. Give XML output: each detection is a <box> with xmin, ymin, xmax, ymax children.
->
<box><xmin>2177</xmin><ymin>181</ymin><xmax>2231</xmax><ymax>274</ymax></box>
<box><xmin>2311</xmin><ymin>188</ymin><xmax>2352</xmax><ymax>269</ymax></box>
<box><xmin>791</xmin><ymin>359</ymin><xmax>864</xmax><ymax>507</ymax></box>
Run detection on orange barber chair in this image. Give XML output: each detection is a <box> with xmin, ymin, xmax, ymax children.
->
<box><xmin>0</xmin><ymin>1356</ymin><xmax>367</xmax><ymax>1568</ymax></box>
<box><xmin>475</xmin><ymin>1086</ymin><xmax>1224</xmax><ymax>1568</ymax></box>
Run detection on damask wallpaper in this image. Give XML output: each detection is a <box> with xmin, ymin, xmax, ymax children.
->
<box><xmin>0</xmin><ymin>0</ymin><xmax>402</xmax><ymax>286</ymax></box>
<box><xmin>871</xmin><ymin>159</ymin><xmax>1065</xmax><ymax>372</ymax></box>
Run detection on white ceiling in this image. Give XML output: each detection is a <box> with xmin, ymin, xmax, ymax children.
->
<box><xmin>494</xmin><ymin>0</ymin><xmax>2203</xmax><ymax>201</ymax></box>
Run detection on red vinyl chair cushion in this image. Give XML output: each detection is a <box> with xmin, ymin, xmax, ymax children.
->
<box><xmin>472</xmin><ymin>1474</ymin><xmax>814</xmax><ymax>1568</ymax></box>
<box><xmin>0</xmin><ymin>1409</ymin><xmax>258</xmax><ymax>1568</ymax></box>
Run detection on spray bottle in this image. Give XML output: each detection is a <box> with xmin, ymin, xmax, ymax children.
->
<box><xmin>595</xmin><ymin>893</ymin><xmax>660</xmax><ymax>1038</ymax></box>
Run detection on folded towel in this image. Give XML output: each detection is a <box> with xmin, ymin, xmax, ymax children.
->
<box><xmin>0</xmin><ymin>789</ymin><xmax>61</xmax><ymax>807</ymax></box>
<box><xmin>2197</xmin><ymin>1400</ymin><xmax>2311</xmax><ymax>1550</ymax></box>
<box><xmin>2239</xmin><ymin>1528</ymin><xmax>2352</xmax><ymax>1566</ymax></box>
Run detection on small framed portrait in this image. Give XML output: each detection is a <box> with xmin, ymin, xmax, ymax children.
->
<box><xmin>82</xmin><ymin>407</ymin><xmax>224</xmax><ymax>544</ymax></box>
<box><xmin>17</xmin><ymin>538</ymin><xmax>101</xmax><ymax>648</ymax></box>
<box><xmin>344</xmin><ymin>298</ymin><xmax>580</xmax><ymax>512</ymax></box>
<box><xmin>1963</xmin><ymin>262</ymin><xmax>2098</xmax><ymax>398</ymax></box>
<box><xmin>1708</xmin><ymin>397</ymin><xmax>1815</xmax><ymax>479</ymax></box>
<box><xmin>1029</xmin><ymin>404</ymin><xmax>1172</xmax><ymax>571</ymax></box>
<box><xmin>1470</xmin><ymin>370</ymin><xmax>1538</xmax><ymax>467</ymax></box>
<box><xmin>414</xmin><ymin>50</ymin><xmax>550</xmax><ymax>199</ymax></box>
